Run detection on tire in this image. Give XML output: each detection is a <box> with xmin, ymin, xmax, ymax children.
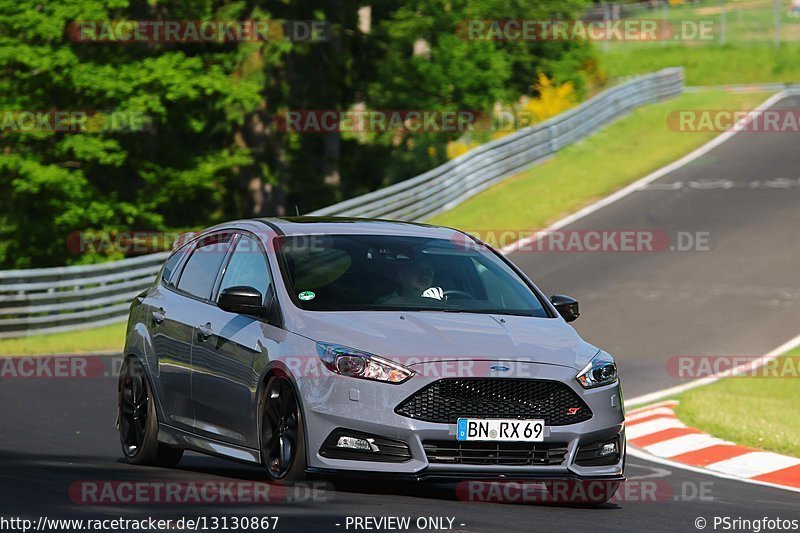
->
<box><xmin>260</xmin><ymin>375</ymin><xmax>307</xmax><ymax>483</ymax></box>
<box><xmin>118</xmin><ymin>357</ymin><xmax>183</xmax><ymax>467</ymax></box>
<box><xmin>544</xmin><ymin>479</ymin><xmax>620</xmax><ymax>505</ymax></box>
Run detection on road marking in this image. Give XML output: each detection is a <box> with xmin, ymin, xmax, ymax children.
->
<box><xmin>500</xmin><ymin>90</ymin><xmax>790</xmax><ymax>256</ymax></box>
<box><xmin>630</xmin><ymin>427</ymin><xmax>702</xmax><ymax>448</ymax></box>
<box><xmin>637</xmin><ymin>178</ymin><xmax>800</xmax><ymax>191</ymax></box>
<box><xmin>706</xmin><ymin>452</ymin><xmax>800</xmax><ymax>479</ymax></box>
<box><xmin>627</xmin><ymin>417</ymin><xmax>686</xmax><ymax>440</ymax></box>
<box><xmin>644</xmin><ymin>434</ymin><xmax>731</xmax><ymax>458</ymax></box>
<box><xmin>671</xmin><ymin>444</ymin><xmax>755</xmax><ymax>467</ymax></box>
<box><xmin>627</xmin><ymin>447</ymin><xmax>800</xmax><ymax>494</ymax></box>
<box><xmin>626</xmin><ymin>405</ymin><xmax>678</xmax><ymax>422</ymax></box>
<box><xmin>754</xmin><ymin>464</ymin><xmax>800</xmax><ymax>485</ymax></box>
<box><xmin>626</xmin><ymin>400</ymin><xmax>679</xmax><ymax>416</ymax></box>
<box><xmin>625</xmin><ymin>403</ymin><xmax>800</xmax><ymax>492</ymax></box>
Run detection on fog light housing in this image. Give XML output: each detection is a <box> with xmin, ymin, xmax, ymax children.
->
<box><xmin>600</xmin><ymin>442</ymin><xmax>617</xmax><ymax>456</ymax></box>
<box><xmin>336</xmin><ymin>436</ymin><xmax>379</xmax><ymax>452</ymax></box>
<box><xmin>575</xmin><ymin>436</ymin><xmax>621</xmax><ymax>466</ymax></box>
<box><xmin>320</xmin><ymin>429</ymin><xmax>412</xmax><ymax>463</ymax></box>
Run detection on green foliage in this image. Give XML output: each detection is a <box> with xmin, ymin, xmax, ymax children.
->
<box><xmin>361</xmin><ymin>0</ymin><xmax>597</xmax><ymax>188</ymax></box>
<box><xmin>0</xmin><ymin>0</ymin><xmax>268</xmax><ymax>267</ymax></box>
<box><xmin>1</xmin><ymin>0</ymin><xmax>597</xmax><ymax>268</ymax></box>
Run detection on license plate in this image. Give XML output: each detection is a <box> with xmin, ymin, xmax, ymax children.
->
<box><xmin>456</xmin><ymin>418</ymin><xmax>545</xmax><ymax>442</ymax></box>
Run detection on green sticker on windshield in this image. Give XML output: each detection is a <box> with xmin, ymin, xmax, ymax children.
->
<box><xmin>298</xmin><ymin>291</ymin><xmax>316</xmax><ymax>301</ymax></box>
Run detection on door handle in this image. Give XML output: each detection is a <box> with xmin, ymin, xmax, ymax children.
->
<box><xmin>197</xmin><ymin>322</ymin><xmax>213</xmax><ymax>341</ymax></box>
<box><xmin>152</xmin><ymin>307</ymin><xmax>166</xmax><ymax>324</ymax></box>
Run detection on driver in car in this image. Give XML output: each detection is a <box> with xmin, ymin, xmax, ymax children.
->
<box><xmin>377</xmin><ymin>259</ymin><xmax>444</xmax><ymax>302</ymax></box>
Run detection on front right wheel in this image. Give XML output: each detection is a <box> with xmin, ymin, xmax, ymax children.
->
<box><xmin>260</xmin><ymin>375</ymin><xmax>307</xmax><ymax>483</ymax></box>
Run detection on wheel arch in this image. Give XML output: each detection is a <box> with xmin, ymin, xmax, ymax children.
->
<box><xmin>255</xmin><ymin>361</ymin><xmax>310</xmax><ymax>469</ymax></box>
<box><xmin>116</xmin><ymin>353</ymin><xmax>167</xmax><ymax>433</ymax></box>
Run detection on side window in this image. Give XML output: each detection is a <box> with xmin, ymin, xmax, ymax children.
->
<box><xmin>161</xmin><ymin>243</ymin><xmax>191</xmax><ymax>287</ymax></box>
<box><xmin>217</xmin><ymin>235</ymin><xmax>271</xmax><ymax>302</ymax></box>
<box><xmin>176</xmin><ymin>233</ymin><xmax>233</xmax><ymax>299</ymax></box>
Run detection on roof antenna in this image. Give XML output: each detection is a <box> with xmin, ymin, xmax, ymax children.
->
<box><xmin>294</xmin><ymin>205</ymin><xmax>300</xmax><ymax>217</ymax></box>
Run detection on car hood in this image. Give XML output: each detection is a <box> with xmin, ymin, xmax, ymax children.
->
<box><xmin>292</xmin><ymin>311</ymin><xmax>599</xmax><ymax>371</ymax></box>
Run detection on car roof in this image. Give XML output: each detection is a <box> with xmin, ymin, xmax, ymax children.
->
<box><xmin>253</xmin><ymin>216</ymin><xmax>463</xmax><ymax>240</ymax></box>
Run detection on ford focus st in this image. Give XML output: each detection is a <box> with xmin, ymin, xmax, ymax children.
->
<box><xmin>118</xmin><ymin>217</ymin><xmax>625</xmax><ymax>502</ymax></box>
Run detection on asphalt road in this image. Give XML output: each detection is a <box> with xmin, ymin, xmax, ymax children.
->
<box><xmin>514</xmin><ymin>94</ymin><xmax>800</xmax><ymax>397</ymax></box>
<box><xmin>2</xmin><ymin>95</ymin><xmax>800</xmax><ymax>532</ymax></box>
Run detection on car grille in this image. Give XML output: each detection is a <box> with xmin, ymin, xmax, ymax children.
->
<box><xmin>423</xmin><ymin>440</ymin><xmax>569</xmax><ymax>466</ymax></box>
<box><xmin>395</xmin><ymin>378</ymin><xmax>592</xmax><ymax>425</ymax></box>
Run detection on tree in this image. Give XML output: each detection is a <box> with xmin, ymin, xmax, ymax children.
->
<box><xmin>0</xmin><ymin>0</ymin><xmax>269</xmax><ymax>267</ymax></box>
<box><xmin>0</xmin><ymin>0</ymin><xmax>597</xmax><ymax>268</ymax></box>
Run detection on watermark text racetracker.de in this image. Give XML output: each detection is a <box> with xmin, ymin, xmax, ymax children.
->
<box><xmin>459</xmin><ymin>19</ymin><xmax>715</xmax><ymax>42</ymax></box>
<box><xmin>0</xmin><ymin>355</ymin><xmax>571</xmax><ymax>381</ymax></box>
<box><xmin>669</xmin><ymin>109</ymin><xmax>800</xmax><ymax>133</ymax></box>
<box><xmin>273</xmin><ymin>110</ymin><xmax>480</xmax><ymax>133</ymax></box>
<box><xmin>67</xmin><ymin>19</ymin><xmax>331</xmax><ymax>43</ymax></box>
<box><xmin>667</xmin><ymin>355</ymin><xmax>800</xmax><ymax>379</ymax></box>
<box><xmin>0</xmin><ymin>355</ymin><xmax>117</xmax><ymax>379</ymax></box>
<box><xmin>271</xmin><ymin>108</ymin><xmax>554</xmax><ymax>133</ymax></box>
<box><xmin>71</xmin><ymin>480</ymin><xmax>329</xmax><ymax>505</ymax></box>
<box><xmin>457</xmin><ymin>479</ymin><xmax>714</xmax><ymax>504</ymax></box>
<box><xmin>454</xmin><ymin>229</ymin><xmax>712</xmax><ymax>253</ymax></box>
<box><xmin>67</xmin><ymin>229</ymin><xmax>713</xmax><ymax>256</ymax></box>
<box><xmin>1</xmin><ymin>110</ymin><xmax>149</xmax><ymax>133</ymax></box>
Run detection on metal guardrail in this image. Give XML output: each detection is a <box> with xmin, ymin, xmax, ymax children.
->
<box><xmin>309</xmin><ymin>67</ymin><xmax>684</xmax><ymax>221</ymax></box>
<box><xmin>0</xmin><ymin>68</ymin><xmax>683</xmax><ymax>339</ymax></box>
<box><xmin>0</xmin><ymin>252</ymin><xmax>169</xmax><ymax>339</ymax></box>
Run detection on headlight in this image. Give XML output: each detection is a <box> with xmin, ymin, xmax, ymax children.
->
<box><xmin>576</xmin><ymin>351</ymin><xmax>618</xmax><ymax>389</ymax></box>
<box><xmin>316</xmin><ymin>342</ymin><xmax>414</xmax><ymax>384</ymax></box>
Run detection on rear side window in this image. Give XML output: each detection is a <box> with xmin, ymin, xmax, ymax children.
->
<box><xmin>176</xmin><ymin>233</ymin><xmax>233</xmax><ymax>300</ymax></box>
<box><xmin>161</xmin><ymin>243</ymin><xmax>191</xmax><ymax>286</ymax></box>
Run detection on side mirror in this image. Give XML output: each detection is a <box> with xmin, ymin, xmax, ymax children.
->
<box><xmin>550</xmin><ymin>294</ymin><xmax>580</xmax><ymax>322</ymax></box>
<box><xmin>218</xmin><ymin>286</ymin><xmax>264</xmax><ymax>316</ymax></box>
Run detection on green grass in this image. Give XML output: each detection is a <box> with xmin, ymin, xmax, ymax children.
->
<box><xmin>429</xmin><ymin>90</ymin><xmax>769</xmax><ymax>231</ymax></box>
<box><xmin>600</xmin><ymin>43</ymin><xmax>800</xmax><ymax>86</ymax></box>
<box><xmin>674</xmin><ymin>351</ymin><xmax>800</xmax><ymax>457</ymax></box>
<box><xmin>0</xmin><ymin>321</ymin><xmax>126</xmax><ymax>356</ymax></box>
<box><xmin>597</xmin><ymin>0</ymin><xmax>800</xmax><ymax>85</ymax></box>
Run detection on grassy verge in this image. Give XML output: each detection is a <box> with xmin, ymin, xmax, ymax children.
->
<box><xmin>429</xmin><ymin>90</ymin><xmax>769</xmax><ymax>231</ymax></box>
<box><xmin>0</xmin><ymin>321</ymin><xmax>126</xmax><ymax>356</ymax></box>
<box><xmin>601</xmin><ymin>43</ymin><xmax>800</xmax><ymax>86</ymax></box>
<box><xmin>674</xmin><ymin>351</ymin><xmax>800</xmax><ymax>458</ymax></box>
<box><xmin>597</xmin><ymin>0</ymin><xmax>800</xmax><ymax>85</ymax></box>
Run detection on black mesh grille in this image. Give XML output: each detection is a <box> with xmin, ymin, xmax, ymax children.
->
<box><xmin>423</xmin><ymin>440</ymin><xmax>568</xmax><ymax>466</ymax></box>
<box><xmin>395</xmin><ymin>378</ymin><xmax>592</xmax><ymax>425</ymax></box>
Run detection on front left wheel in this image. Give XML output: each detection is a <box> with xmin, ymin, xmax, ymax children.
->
<box><xmin>118</xmin><ymin>357</ymin><xmax>183</xmax><ymax>467</ymax></box>
<box><xmin>260</xmin><ymin>375</ymin><xmax>307</xmax><ymax>483</ymax></box>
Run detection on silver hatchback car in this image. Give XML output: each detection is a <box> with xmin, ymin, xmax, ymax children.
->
<box><xmin>119</xmin><ymin>217</ymin><xmax>625</xmax><ymax>502</ymax></box>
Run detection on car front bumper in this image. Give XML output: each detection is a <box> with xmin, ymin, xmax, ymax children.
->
<box><xmin>297</xmin><ymin>360</ymin><xmax>625</xmax><ymax>479</ymax></box>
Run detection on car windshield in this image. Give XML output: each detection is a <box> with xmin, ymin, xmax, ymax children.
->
<box><xmin>276</xmin><ymin>234</ymin><xmax>550</xmax><ymax>317</ymax></box>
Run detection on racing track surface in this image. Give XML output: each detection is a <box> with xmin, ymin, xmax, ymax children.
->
<box><xmin>516</xmin><ymin>94</ymin><xmax>800</xmax><ymax>397</ymax></box>
<box><xmin>2</xmin><ymin>95</ymin><xmax>800</xmax><ymax>532</ymax></box>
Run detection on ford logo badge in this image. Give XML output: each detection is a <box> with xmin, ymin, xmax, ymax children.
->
<box><xmin>491</xmin><ymin>365</ymin><xmax>510</xmax><ymax>372</ymax></box>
